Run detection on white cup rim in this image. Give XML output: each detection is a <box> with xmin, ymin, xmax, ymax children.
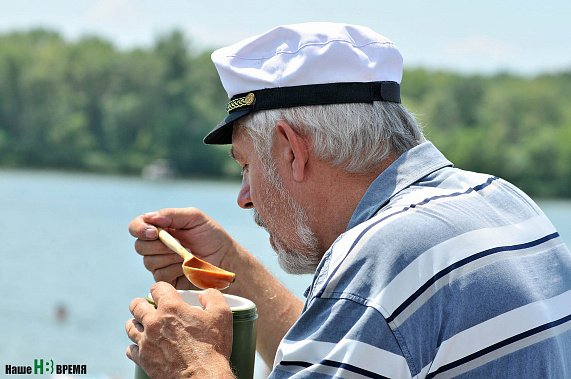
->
<box><xmin>146</xmin><ymin>290</ymin><xmax>255</xmax><ymax>312</ymax></box>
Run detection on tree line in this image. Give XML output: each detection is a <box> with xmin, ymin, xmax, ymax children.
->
<box><xmin>0</xmin><ymin>29</ymin><xmax>570</xmax><ymax>197</ymax></box>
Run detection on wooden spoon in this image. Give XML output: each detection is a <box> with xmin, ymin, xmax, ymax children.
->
<box><xmin>157</xmin><ymin>227</ymin><xmax>235</xmax><ymax>290</ymax></box>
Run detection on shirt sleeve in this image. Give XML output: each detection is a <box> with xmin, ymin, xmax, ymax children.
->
<box><xmin>269</xmin><ymin>296</ymin><xmax>413</xmax><ymax>379</ymax></box>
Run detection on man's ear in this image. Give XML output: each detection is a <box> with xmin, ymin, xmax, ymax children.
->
<box><xmin>275</xmin><ymin>120</ymin><xmax>310</xmax><ymax>182</ymax></box>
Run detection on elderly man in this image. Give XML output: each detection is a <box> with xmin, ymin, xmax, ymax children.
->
<box><xmin>126</xmin><ymin>23</ymin><xmax>571</xmax><ymax>378</ymax></box>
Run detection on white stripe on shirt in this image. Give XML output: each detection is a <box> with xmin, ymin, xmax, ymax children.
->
<box><xmin>378</xmin><ymin>213</ymin><xmax>559</xmax><ymax>325</ymax></box>
<box><xmin>424</xmin><ymin>289</ymin><xmax>571</xmax><ymax>378</ymax></box>
<box><xmin>320</xmin><ymin>178</ymin><xmax>504</xmax><ymax>304</ymax></box>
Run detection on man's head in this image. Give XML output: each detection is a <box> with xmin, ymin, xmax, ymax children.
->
<box><xmin>207</xmin><ymin>23</ymin><xmax>425</xmax><ymax>273</ymax></box>
<box><xmin>205</xmin><ymin>22</ymin><xmax>405</xmax><ymax>145</ymax></box>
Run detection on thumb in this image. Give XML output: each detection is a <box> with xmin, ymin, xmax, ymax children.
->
<box><xmin>150</xmin><ymin>281</ymin><xmax>181</xmax><ymax>307</ymax></box>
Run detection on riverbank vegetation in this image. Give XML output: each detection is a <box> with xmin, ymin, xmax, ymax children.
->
<box><xmin>1</xmin><ymin>30</ymin><xmax>570</xmax><ymax>197</ymax></box>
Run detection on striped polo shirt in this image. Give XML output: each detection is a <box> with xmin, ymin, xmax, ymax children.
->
<box><xmin>270</xmin><ymin>142</ymin><xmax>571</xmax><ymax>378</ymax></box>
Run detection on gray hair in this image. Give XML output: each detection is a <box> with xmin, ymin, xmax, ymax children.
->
<box><xmin>236</xmin><ymin>101</ymin><xmax>426</xmax><ymax>174</ymax></box>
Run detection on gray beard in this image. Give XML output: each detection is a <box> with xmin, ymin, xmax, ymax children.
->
<box><xmin>251</xmin><ymin>167</ymin><xmax>322</xmax><ymax>275</ymax></box>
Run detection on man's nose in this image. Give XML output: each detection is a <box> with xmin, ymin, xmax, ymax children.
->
<box><xmin>237</xmin><ymin>175</ymin><xmax>254</xmax><ymax>209</ymax></box>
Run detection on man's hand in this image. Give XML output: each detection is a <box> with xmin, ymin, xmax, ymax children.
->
<box><xmin>129</xmin><ymin>206</ymin><xmax>305</xmax><ymax>367</ymax></box>
<box><xmin>129</xmin><ymin>208</ymin><xmax>237</xmax><ymax>289</ymax></box>
<box><xmin>126</xmin><ymin>282</ymin><xmax>235</xmax><ymax>378</ymax></box>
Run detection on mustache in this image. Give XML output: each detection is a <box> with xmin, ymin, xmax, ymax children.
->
<box><xmin>252</xmin><ymin>209</ymin><xmax>267</xmax><ymax>229</ymax></box>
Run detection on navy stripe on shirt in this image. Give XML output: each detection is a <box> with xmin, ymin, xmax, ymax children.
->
<box><xmin>386</xmin><ymin>231</ymin><xmax>561</xmax><ymax>324</ymax></box>
<box><xmin>279</xmin><ymin>359</ymin><xmax>392</xmax><ymax>379</ymax></box>
<box><xmin>425</xmin><ymin>313</ymin><xmax>571</xmax><ymax>379</ymax></box>
<box><xmin>316</xmin><ymin>176</ymin><xmax>500</xmax><ymax>299</ymax></box>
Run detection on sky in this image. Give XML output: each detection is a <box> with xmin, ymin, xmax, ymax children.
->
<box><xmin>0</xmin><ymin>0</ymin><xmax>570</xmax><ymax>76</ymax></box>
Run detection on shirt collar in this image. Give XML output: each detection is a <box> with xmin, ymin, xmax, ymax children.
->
<box><xmin>347</xmin><ymin>142</ymin><xmax>453</xmax><ymax>230</ymax></box>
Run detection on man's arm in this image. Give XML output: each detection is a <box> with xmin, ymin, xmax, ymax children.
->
<box><xmin>129</xmin><ymin>207</ymin><xmax>304</xmax><ymax>366</ymax></box>
<box><xmin>223</xmin><ymin>240</ymin><xmax>304</xmax><ymax>366</ymax></box>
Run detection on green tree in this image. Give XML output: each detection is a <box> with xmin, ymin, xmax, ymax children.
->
<box><xmin>0</xmin><ymin>29</ymin><xmax>569</xmax><ymax>197</ymax></box>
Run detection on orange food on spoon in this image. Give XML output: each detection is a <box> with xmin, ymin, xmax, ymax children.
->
<box><xmin>157</xmin><ymin>228</ymin><xmax>235</xmax><ymax>290</ymax></box>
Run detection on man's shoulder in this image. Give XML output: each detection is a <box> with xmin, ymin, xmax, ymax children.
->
<box><xmin>314</xmin><ymin>167</ymin><xmax>558</xmax><ymax>310</ymax></box>
<box><xmin>367</xmin><ymin>167</ymin><xmax>541</xmax><ymax>238</ymax></box>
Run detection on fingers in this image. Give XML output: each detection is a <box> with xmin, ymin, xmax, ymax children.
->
<box><xmin>126</xmin><ymin>344</ymin><xmax>140</xmax><ymax>365</ymax></box>
<box><xmin>198</xmin><ymin>289</ymin><xmax>233</xmax><ymax>359</ymax></box>
<box><xmin>149</xmin><ymin>207</ymin><xmax>210</xmax><ymax>231</ymax></box>
<box><xmin>129</xmin><ymin>213</ymin><xmax>160</xmax><ymax>240</ymax></box>
<box><xmin>126</xmin><ymin>318</ymin><xmax>144</xmax><ymax>344</ymax></box>
<box><xmin>174</xmin><ymin>276</ymin><xmax>194</xmax><ymax>290</ymax></box>
<box><xmin>151</xmin><ymin>262</ymin><xmax>185</xmax><ymax>283</ymax></box>
<box><xmin>137</xmin><ymin>243</ymin><xmax>187</xmax><ymax>287</ymax></box>
<box><xmin>144</xmin><ymin>255</ymin><xmax>190</xmax><ymax>288</ymax></box>
<box><xmin>143</xmin><ymin>250</ymin><xmax>183</xmax><ymax>268</ymax></box>
<box><xmin>199</xmin><ymin>289</ymin><xmax>231</xmax><ymax>315</ymax></box>
<box><xmin>129</xmin><ymin>297</ymin><xmax>155</xmax><ymax>325</ymax></box>
<box><xmin>135</xmin><ymin>239</ymin><xmax>171</xmax><ymax>257</ymax></box>
<box><xmin>129</xmin><ymin>207</ymin><xmax>210</xmax><ymax>240</ymax></box>
<box><xmin>150</xmin><ymin>281</ymin><xmax>181</xmax><ymax>307</ymax></box>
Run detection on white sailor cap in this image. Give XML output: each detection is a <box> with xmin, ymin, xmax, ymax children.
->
<box><xmin>204</xmin><ymin>22</ymin><xmax>403</xmax><ymax>145</ymax></box>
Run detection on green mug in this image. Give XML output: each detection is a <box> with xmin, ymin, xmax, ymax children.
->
<box><xmin>134</xmin><ymin>290</ymin><xmax>258</xmax><ymax>379</ymax></box>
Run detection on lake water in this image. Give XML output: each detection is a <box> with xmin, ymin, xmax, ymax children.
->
<box><xmin>1</xmin><ymin>169</ymin><xmax>570</xmax><ymax>378</ymax></box>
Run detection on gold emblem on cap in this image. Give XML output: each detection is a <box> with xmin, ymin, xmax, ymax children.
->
<box><xmin>226</xmin><ymin>92</ymin><xmax>256</xmax><ymax>113</ymax></box>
